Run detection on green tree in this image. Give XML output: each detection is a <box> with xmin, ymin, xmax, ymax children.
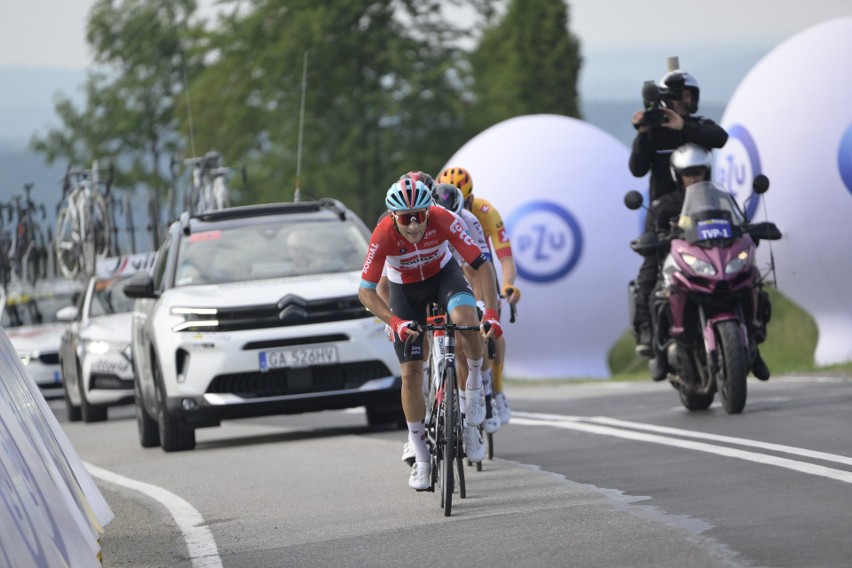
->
<box><xmin>30</xmin><ymin>0</ymin><xmax>200</xmax><ymax>197</ymax></box>
<box><xmin>182</xmin><ymin>0</ymin><xmax>494</xmax><ymax>220</ymax></box>
<box><xmin>468</xmin><ymin>0</ymin><xmax>582</xmax><ymax>134</ymax></box>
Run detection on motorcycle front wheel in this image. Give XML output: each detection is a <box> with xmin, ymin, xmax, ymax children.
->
<box><xmin>716</xmin><ymin>320</ymin><xmax>749</xmax><ymax>414</ymax></box>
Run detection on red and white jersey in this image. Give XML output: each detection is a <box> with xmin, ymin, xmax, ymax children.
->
<box><xmin>360</xmin><ymin>206</ymin><xmax>487</xmax><ymax>286</ymax></box>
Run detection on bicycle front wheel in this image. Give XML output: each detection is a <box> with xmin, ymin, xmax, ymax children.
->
<box><xmin>441</xmin><ymin>365</ymin><xmax>456</xmax><ymax>517</ymax></box>
<box><xmin>55</xmin><ymin>207</ymin><xmax>80</xmax><ymax>279</ymax></box>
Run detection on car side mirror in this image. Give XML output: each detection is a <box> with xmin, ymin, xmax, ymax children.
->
<box><xmin>123</xmin><ymin>274</ymin><xmax>158</xmax><ymax>299</ymax></box>
<box><xmin>56</xmin><ymin>306</ymin><xmax>78</xmax><ymax>322</ymax></box>
<box><xmin>624</xmin><ymin>190</ymin><xmax>644</xmax><ymax>210</ymax></box>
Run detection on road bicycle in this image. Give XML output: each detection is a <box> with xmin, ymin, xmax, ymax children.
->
<box><xmin>6</xmin><ymin>184</ymin><xmax>49</xmax><ymax>285</ymax></box>
<box><xmin>407</xmin><ymin>308</ymin><xmax>495</xmax><ymax>516</ymax></box>
<box><xmin>55</xmin><ymin>161</ymin><xmax>113</xmax><ymax>279</ymax></box>
<box><xmin>183</xmin><ymin>151</ymin><xmax>243</xmax><ymax>214</ymax></box>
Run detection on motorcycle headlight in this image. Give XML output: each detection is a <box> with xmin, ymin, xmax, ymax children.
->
<box><xmin>679</xmin><ymin>253</ymin><xmax>717</xmax><ymax>276</ymax></box>
<box><xmin>725</xmin><ymin>250</ymin><xmax>750</xmax><ymax>275</ymax></box>
<box><xmin>662</xmin><ymin>254</ymin><xmax>678</xmax><ymax>288</ymax></box>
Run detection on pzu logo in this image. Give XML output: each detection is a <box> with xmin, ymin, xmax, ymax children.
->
<box><xmin>505</xmin><ymin>201</ymin><xmax>583</xmax><ymax>283</ymax></box>
<box><xmin>715</xmin><ymin>124</ymin><xmax>762</xmax><ymax>219</ymax></box>
<box><xmin>838</xmin><ymin>122</ymin><xmax>852</xmax><ymax>195</ymax></box>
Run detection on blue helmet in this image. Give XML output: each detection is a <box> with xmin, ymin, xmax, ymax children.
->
<box><xmin>385</xmin><ymin>177</ymin><xmax>432</xmax><ymax>211</ymax></box>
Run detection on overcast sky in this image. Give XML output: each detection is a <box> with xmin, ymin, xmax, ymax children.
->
<box><xmin>0</xmin><ymin>0</ymin><xmax>849</xmax><ymax>131</ymax></box>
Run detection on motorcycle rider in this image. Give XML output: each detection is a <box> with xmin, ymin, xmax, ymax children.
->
<box><xmin>642</xmin><ymin>143</ymin><xmax>771</xmax><ymax>382</ymax></box>
<box><xmin>629</xmin><ymin>66</ymin><xmax>728</xmax><ymax>356</ymax></box>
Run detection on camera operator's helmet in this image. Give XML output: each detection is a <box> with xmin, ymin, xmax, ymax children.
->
<box><xmin>402</xmin><ymin>170</ymin><xmax>435</xmax><ymax>192</ymax></box>
<box><xmin>437</xmin><ymin>167</ymin><xmax>474</xmax><ymax>200</ymax></box>
<box><xmin>386</xmin><ymin>177</ymin><xmax>432</xmax><ymax>211</ymax></box>
<box><xmin>432</xmin><ymin>183</ymin><xmax>464</xmax><ymax>215</ymax></box>
<box><xmin>659</xmin><ymin>70</ymin><xmax>700</xmax><ymax>113</ymax></box>
<box><xmin>670</xmin><ymin>143</ymin><xmax>712</xmax><ymax>184</ymax></box>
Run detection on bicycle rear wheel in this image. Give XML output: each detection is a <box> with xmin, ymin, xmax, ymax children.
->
<box><xmin>441</xmin><ymin>366</ymin><xmax>456</xmax><ymax>517</ymax></box>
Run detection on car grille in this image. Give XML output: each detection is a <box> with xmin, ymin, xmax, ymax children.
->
<box><xmin>38</xmin><ymin>352</ymin><xmax>60</xmax><ymax>365</ymax></box>
<box><xmin>179</xmin><ymin>295</ymin><xmax>370</xmax><ymax>332</ymax></box>
<box><xmin>206</xmin><ymin>360</ymin><xmax>393</xmax><ymax>398</ymax></box>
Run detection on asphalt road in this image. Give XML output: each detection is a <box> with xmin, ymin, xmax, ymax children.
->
<box><xmin>54</xmin><ymin>374</ymin><xmax>852</xmax><ymax>568</ymax></box>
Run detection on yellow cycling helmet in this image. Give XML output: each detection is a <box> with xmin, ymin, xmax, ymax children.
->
<box><xmin>437</xmin><ymin>166</ymin><xmax>473</xmax><ymax>200</ymax></box>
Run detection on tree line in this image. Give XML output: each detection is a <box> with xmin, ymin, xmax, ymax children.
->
<box><xmin>31</xmin><ymin>0</ymin><xmax>581</xmax><ymax>223</ymax></box>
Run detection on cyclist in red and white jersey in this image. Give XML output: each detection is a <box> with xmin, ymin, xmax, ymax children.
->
<box><xmin>359</xmin><ymin>177</ymin><xmax>503</xmax><ymax>491</ymax></box>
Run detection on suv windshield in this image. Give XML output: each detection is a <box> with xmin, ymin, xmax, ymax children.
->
<box><xmin>175</xmin><ymin>218</ymin><xmax>369</xmax><ymax>286</ymax></box>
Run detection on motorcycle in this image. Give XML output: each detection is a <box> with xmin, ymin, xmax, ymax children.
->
<box><xmin>625</xmin><ymin>175</ymin><xmax>782</xmax><ymax>414</ymax></box>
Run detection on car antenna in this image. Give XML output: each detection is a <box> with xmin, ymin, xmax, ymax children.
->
<box><xmin>294</xmin><ymin>51</ymin><xmax>308</xmax><ymax>203</ymax></box>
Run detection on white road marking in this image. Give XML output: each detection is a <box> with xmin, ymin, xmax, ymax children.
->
<box><xmin>511</xmin><ymin>413</ymin><xmax>852</xmax><ymax>484</ymax></box>
<box><xmin>85</xmin><ymin>462</ymin><xmax>223</xmax><ymax>568</ymax></box>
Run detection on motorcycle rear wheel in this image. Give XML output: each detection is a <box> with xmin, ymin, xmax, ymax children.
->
<box><xmin>717</xmin><ymin>320</ymin><xmax>748</xmax><ymax>414</ymax></box>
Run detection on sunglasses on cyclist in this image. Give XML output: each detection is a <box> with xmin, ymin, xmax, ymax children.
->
<box><xmin>394</xmin><ymin>210</ymin><xmax>429</xmax><ymax>226</ymax></box>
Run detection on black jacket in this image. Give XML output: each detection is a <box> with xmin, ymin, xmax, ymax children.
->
<box><xmin>629</xmin><ymin>116</ymin><xmax>728</xmax><ymax>202</ymax></box>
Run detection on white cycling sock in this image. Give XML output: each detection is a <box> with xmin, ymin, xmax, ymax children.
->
<box><xmin>466</xmin><ymin>357</ymin><xmax>483</xmax><ymax>390</ymax></box>
<box><xmin>407</xmin><ymin>421</ymin><xmax>430</xmax><ymax>463</ymax></box>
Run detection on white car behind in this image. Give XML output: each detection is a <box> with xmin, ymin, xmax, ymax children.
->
<box><xmin>59</xmin><ymin>274</ymin><xmax>136</xmax><ymax>422</ymax></box>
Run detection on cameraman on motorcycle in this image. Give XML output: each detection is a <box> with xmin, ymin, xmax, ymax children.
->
<box><xmin>629</xmin><ymin>67</ymin><xmax>729</xmax><ymax>357</ymax></box>
<box><xmin>638</xmin><ymin>143</ymin><xmax>771</xmax><ymax>382</ymax></box>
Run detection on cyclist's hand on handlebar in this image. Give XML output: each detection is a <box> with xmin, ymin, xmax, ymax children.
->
<box><xmin>481</xmin><ymin>309</ymin><xmax>503</xmax><ymax>339</ymax></box>
<box><xmin>502</xmin><ymin>284</ymin><xmax>521</xmax><ymax>305</ymax></box>
<box><xmin>390</xmin><ymin>316</ymin><xmax>420</xmax><ymax>341</ymax></box>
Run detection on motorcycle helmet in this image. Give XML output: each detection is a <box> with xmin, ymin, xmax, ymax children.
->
<box><xmin>432</xmin><ymin>183</ymin><xmax>464</xmax><ymax>215</ymax></box>
<box><xmin>385</xmin><ymin>177</ymin><xmax>432</xmax><ymax>211</ymax></box>
<box><xmin>659</xmin><ymin>70</ymin><xmax>700</xmax><ymax>114</ymax></box>
<box><xmin>670</xmin><ymin>143</ymin><xmax>712</xmax><ymax>184</ymax></box>
<box><xmin>437</xmin><ymin>167</ymin><xmax>474</xmax><ymax>200</ymax></box>
<box><xmin>402</xmin><ymin>170</ymin><xmax>435</xmax><ymax>192</ymax></box>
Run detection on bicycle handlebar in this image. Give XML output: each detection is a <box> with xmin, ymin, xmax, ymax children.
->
<box><xmin>503</xmin><ymin>287</ymin><xmax>517</xmax><ymax>323</ymax></box>
<box><xmin>403</xmin><ymin>321</ymin><xmax>496</xmax><ymax>360</ymax></box>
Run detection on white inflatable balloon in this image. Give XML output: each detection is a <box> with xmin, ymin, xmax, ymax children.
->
<box><xmin>717</xmin><ymin>17</ymin><xmax>852</xmax><ymax>366</ymax></box>
<box><xmin>444</xmin><ymin>115</ymin><xmax>639</xmax><ymax>379</ymax></box>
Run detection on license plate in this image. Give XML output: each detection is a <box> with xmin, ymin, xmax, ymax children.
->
<box><xmin>259</xmin><ymin>346</ymin><xmax>338</xmax><ymax>371</ymax></box>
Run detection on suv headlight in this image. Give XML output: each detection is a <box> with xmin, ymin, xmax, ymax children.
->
<box><xmin>679</xmin><ymin>253</ymin><xmax>717</xmax><ymax>276</ymax></box>
<box><xmin>84</xmin><ymin>340</ymin><xmax>111</xmax><ymax>355</ymax></box>
<box><xmin>18</xmin><ymin>351</ymin><xmax>38</xmax><ymax>365</ymax></box>
<box><xmin>171</xmin><ymin>307</ymin><xmax>219</xmax><ymax>332</ymax></box>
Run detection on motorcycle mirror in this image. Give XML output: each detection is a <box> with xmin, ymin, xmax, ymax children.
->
<box><xmin>752</xmin><ymin>174</ymin><xmax>770</xmax><ymax>194</ymax></box>
<box><xmin>624</xmin><ymin>190</ymin><xmax>644</xmax><ymax>210</ymax></box>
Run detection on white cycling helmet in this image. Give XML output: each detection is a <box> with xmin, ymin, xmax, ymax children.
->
<box><xmin>385</xmin><ymin>177</ymin><xmax>432</xmax><ymax>211</ymax></box>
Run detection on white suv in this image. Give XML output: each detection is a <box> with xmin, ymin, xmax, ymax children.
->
<box><xmin>124</xmin><ymin>200</ymin><xmax>403</xmax><ymax>451</ymax></box>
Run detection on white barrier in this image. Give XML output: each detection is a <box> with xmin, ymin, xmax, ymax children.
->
<box><xmin>0</xmin><ymin>327</ymin><xmax>112</xmax><ymax>567</ymax></box>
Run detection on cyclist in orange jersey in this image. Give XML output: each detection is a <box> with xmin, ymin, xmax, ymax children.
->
<box><xmin>437</xmin><ymin>166</ymin><xmax>520</xmax><ymax>424</ymax></box>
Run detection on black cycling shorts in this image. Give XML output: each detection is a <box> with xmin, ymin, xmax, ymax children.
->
<box><xmin>388</xmin><ymin>261</ymin><xmax>476</xmax><ymax>362</ymax></box>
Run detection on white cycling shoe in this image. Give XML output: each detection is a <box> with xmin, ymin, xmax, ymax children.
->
<box><xmin>483</xmin><ymin>412</ymin><xmax>501</xmax><ymax>434</ymax></box>
<box><xmin>409</xmin><ymin>461</ymin><xmax>431</xmax><ymax>491</ymax></box>
<box><xmin>401</xmin><ymin>441</ymin><xmax>415</xmax><ymax>466</ymax></box>
<box><xmin>463</xmin><ymin>424</ymin><xmax>486</xmax><ymax>462</ymax></box>
<box><xmin>495</xmin><ymin>393</ymin><xmax>512</xmax><ymax>424</ymax></box>
<box><xmin>465</xmin><ymin>387</ymin><xmax>486</xmax><ymax>426</ymax></box>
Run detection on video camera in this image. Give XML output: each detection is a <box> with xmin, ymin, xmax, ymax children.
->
<box><xmin>638</xmin><ymin>72</ymin><xmax>687</xmax><ymax>128</ymax></box>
